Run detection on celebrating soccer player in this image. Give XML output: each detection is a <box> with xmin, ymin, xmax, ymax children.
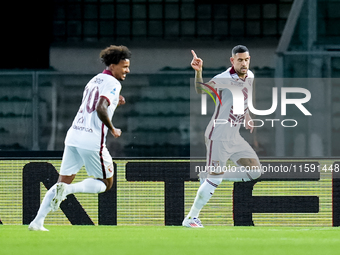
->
<box><xmin>183</xmin><ymin>45</ymin><xmax>262</xmax><ymax>228</ymax></box>
<box><xmin>28</xmin><ymin>45</ymin><xmax>131</xmax><ymax>231</ymax></box>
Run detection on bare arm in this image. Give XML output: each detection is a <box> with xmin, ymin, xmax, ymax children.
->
<box><xmin>245</xmin><ymin>111</ymin><xmax>254</xmax><ymax>134</ymax></box>
<box><xmin>245</xmin><ymin>79</ymin><xmax>256</xmax><ymax>134</ymax></box>
<box><xmin>191</xmin><ymin>50</ymin><xmax>215</xmax><ymax>94</ymax></box>
<box><xmin>96</xmin><ymin>96</ymin><xmax>121</xmax><ymax>138</ymax></box>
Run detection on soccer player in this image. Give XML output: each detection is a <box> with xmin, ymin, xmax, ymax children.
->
<box><xmin>28</xmin><ymin>45</ymin><xmax>131</xmax><ymax>231</ymax></box>
<box><xmin>182</xmin><ymin>45</ymin><xmax>262</xmax><ymax>228</ymax></box>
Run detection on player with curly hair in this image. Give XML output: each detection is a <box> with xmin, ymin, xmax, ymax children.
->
<box><xmin>29</xmin><ymin>45</ymin><xmax>131</xmax><ymax>231</ymax></box>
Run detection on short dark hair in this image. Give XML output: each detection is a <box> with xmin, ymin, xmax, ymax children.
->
<box><xmin>100</xmin><ymin>45</ymin><xmax>131</xmax><ymax>66</ymax></box>
<box><xmin>231</xmin><ymin>45</ymin><xmax>249</xmax><ymax>56</ymax></box>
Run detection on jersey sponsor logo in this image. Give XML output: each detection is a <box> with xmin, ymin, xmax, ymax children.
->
<box><xmin>230</xmin><ymin>81</ymin><xmax>243</xmax><ymax>87</ymax></box>
<box><xmin>72</xmin><ymin>125</ymin><xmax>93</xmax><ymax>133</ymax></box>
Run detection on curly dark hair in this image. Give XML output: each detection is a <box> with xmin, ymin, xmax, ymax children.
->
<box><xmin>100</xmin><ymin>45</ymin><xmax>131</xmax><ymax>66</ymax></box>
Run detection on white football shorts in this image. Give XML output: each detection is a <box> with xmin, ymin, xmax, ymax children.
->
<box><xmin>205</xmin><ymin>137</ymin><xmax>259</xmax><ymax>169</ymax></box>
<box><xmin>60</xmin><ymin>145</ymin><xmax>114</xmax><ymax>179</ymax></box>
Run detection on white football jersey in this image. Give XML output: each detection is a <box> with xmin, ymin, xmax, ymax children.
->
<box><xmin>205</xmin><ymin>67</ymin><xmax>254</xmax><ymax>141</ymax></box>
<box><xmin>65</xmin><ymin>71</ymin><xmax>121</xmax><ymax>151</ymax></box>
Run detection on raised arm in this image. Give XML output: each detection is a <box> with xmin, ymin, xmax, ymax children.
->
<box><xmin>191</xmin><ymin>50</ymin><xmax>215</xmax><ymax>94</ymax></box>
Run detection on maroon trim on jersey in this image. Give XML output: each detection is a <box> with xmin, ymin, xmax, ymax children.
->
<box><xmin>102</xmin><ymin>69</ymin><xmax>113</xmax><ymax>76</ymax></box>
<box><xmin>207</xmin><ymin>140</ymin><xmax>213</xmax><ymax>167</ymax></box>
<box><xmin>208</xmin><ymin>90</ymin><xmax>223</xmax><ymax>140</ymax></box>
<box><xmin>230</xmin><ymin>66</ymin><xmax>248</xmax><ymax>81</ymax></box>
<box><xmin>230</xmin><ymin>66</ymin><xmax>237</xmax><ymax>75</ymax></box>
<box><xmin>206</xmin><ymin>178</ymin><xmax>218</xmax><ymax>188</ymax></box>
<box><xmin>100</xmin><ymin>95</ymin><xmax>111</xmax><ymax>106</ymax></box>
<box><xmin>229</xmin><ymin>114</ymin><xmax>237</xmax><ymax>122</ymax></box>
<box><xmin>99</xmin><ymin>123</ymin><xmax>106</xmax><ymax>179</ymax></box>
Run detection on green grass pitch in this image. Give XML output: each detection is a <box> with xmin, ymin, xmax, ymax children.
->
<box><xmin>1</xmin><ymin>225</ymin><xmax>340</xmax><ymax>255</ymax></box>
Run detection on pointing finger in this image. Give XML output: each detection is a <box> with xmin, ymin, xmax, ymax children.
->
<box><xmin>250</xmin><ymin>125</ymin><xmax>254</xmax><ymax>133</ymax></box>
<box><xmin>191</xmin><ymin>50</ymin><xmax>198</xmax><ymax>59</ymax></box>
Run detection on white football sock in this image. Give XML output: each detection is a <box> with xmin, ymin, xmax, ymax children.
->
<box><xmin>63</xmin><ymin>178</ymin><xmax>107</xmax><ymax>196</ymax></box>
<box><xmin>30</xmin><ymin>183</ymin><xmax>57</xmax><ymax>227</ymax></box>
<box><xmin>222</xmin><ymin>166</ymin><xmax>261</xmax><ymax>182</ymax></box>
<box><xmin>187</xmin><ymin>177</ymin><xmax>222</xmax><ymax>218</ymax></box>
<box><xmin>29</xmin><ymin>179</ymin><xmax>106</xmax><ymax>227</ymax></box>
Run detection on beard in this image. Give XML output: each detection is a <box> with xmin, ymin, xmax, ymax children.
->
<box><xmin>235</xmin><ymin>67</ymin><xmax>248</xmax><ymax>76</ymax></box>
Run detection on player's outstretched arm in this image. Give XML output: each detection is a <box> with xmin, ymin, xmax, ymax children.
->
<box><xmin>96</xmin><ymin>96</ymin><xmax>122</xmax><ymax>138</ymax></box>
<box><xmin>191</xmin><ymin>50</ymin><xmax>204</xmax><ymax>94</ymax></box>
<box><xmin>191</xmin><ymin>50</ymin><xmax>215</xmax><ymax>94</ymax></box>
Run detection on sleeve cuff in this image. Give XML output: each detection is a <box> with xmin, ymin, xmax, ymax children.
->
<box><xmin>100</xmin><ymin>95</ymin><xmax>111</xmax><ymax>106</ymax></box>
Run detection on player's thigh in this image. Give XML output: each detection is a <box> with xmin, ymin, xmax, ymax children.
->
<box><xmin>77</xmin><ymin>147</ymin><xmax>114</xmax><ymax>179</ymax></box>
<box><xmin>229</xmin><ymin>139</ymin><xmax>260</xmax><ymax>167</ymax></box>
<box><xmin>205</xmin><ymin>139</ymin><xmax>229</xmax><ymax>174</ymax></box>
<box><xmin>60</xmin><ymin>146</ymin><xmax>84</xmax><ymax>176</ymax></box>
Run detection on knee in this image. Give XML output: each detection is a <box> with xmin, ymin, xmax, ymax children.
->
<box><xmin>207</xmin><ymin>176</ymin><xmax>223</xmax><ymax>186</ymax></box>
<box><xmin>237</xmin><ymin>158</ymin><xmax>259</xmax><ymax>166</ymax></box>
<box><xmin>104</xmin><ymin>176</ymin><xmax>114</xmax><ymax>192</ymax></box>
<box><xmin>105</xmin><ymin>183</ymin><xmax>113</xmax><ymax>191</ymax></box>
<box><xmin>248</xmin><ymin>170</ymin><xmax>262</xmax><ymax>180</ymax></box>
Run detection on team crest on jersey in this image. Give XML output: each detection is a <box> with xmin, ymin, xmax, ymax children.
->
<box><xmin>212</xmin><ymin>160</ymin><xmax>220</xmax><ymax>167</ymax></box>
<box><xmin>108</xmin><ymin>164</ymin><xmax>114</xmax><ymax>173</ymax></box>
<box><xmin>111</xmin><ymin>88</ymin><xmax>116</xmax><ymax>95</ymax></box>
